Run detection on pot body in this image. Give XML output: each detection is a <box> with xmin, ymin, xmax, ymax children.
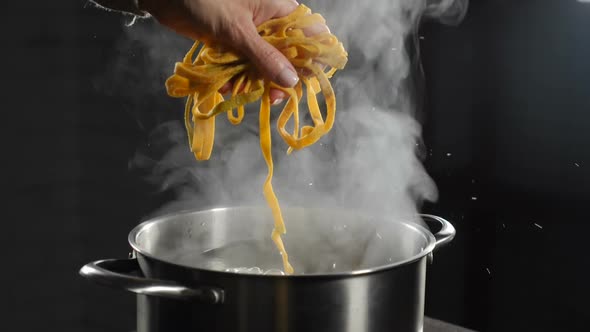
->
<box><xmin>135</xmin><ymin>252</ymin><xmax>427</xmax><ymax>332</ymax></box>
<box><xmin>80</xmin><ymin>207</ymin><xmax>455</xmax><ymax>332</ymax></box>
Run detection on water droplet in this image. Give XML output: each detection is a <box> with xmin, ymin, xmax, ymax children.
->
<box><xmin>125</xmin><ymin>15</ymin><xmax>138</xmax><ymax>27</ymax></box>
<box><xmin>333</xmin><ymin>224</ymin><xmax>346</xmax><ymax>231</ymax></box>
<box><xmin>308</xmin><ymin>182</ymin><xmax>313</xmax><ymax>186</ymax></box>
<box><xmin>574</xmin><ymin>162</ymin><xmax>581</xmax><ymax>167</ymax></box>
<box><xmin>391</xmin><ymin>47</ymin><xmax>397</xmax><ymax>51</ymax></box>
<box><xmin>376</xmin><ymin>232</ymin><xmax>382</xmax><ymax>239</ymax></box>
<box><xmin>486</xmin><ymin>268</ymin><xmax>491</xmax><ymax>275</ymax></box>
<box><xmin>419</xmin><ymin>36</ymin><xmax>425</xmax><ymax>40</ymax></box>
<box><xmin>502</xmin><ymin>223</ymin><xmax>506</xmax><ymax>229</ymax></box>
<box><xmin>248</xmin><ymin>267</ymin><xmax>263</xmax><ymax>274</ymax></box>
<box><xmin>471</xmin><ymin>196</ymin><xmax>478</xmax><ymax>201</ymax></box>
<box><xmin>332</xmin><ymin>263</ymin><xmax>336</xmax><ymax>269</ymax></box>
<box><xmin>388</xmin><ymin>257</ymin><xmax>393</xmax><ymax>262</ymax></box>
<box><xmin>264</xmin><ymin>269</ymin><xmax>285</xmax><ymax>276</ymax></box>
<box><xmin>446</xmin><ymin>152</ymin><xmax>452</xmax><ymax>157</ymax></box>
<box><xmin>200</xmin><ymin>222</ymin><xmax>205</xmax><ymax>226</ymax></box>
<box><xmin>533</xmin><ymin>223</ymin><xmax>543</xmax><ymax>229</ymax></box>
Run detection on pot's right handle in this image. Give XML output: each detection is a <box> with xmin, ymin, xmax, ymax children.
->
<box><xmin>421</xmin><ymin>214</ymin><xmax>456</xmax><ymax>249</ymax></box>
<box><xmin>79</xmin><ymin>258</ymin><xmax>224</xmax><ymax>304</ymax></box>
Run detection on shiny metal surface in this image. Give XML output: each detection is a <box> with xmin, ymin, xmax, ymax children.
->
<box><xmin>423</xmin><ymin>214</ymin><xmax>456</xmax><ymax>248</ymax></box>
<box><xmin>80</xmin><ymin>207</ymin><xmax>456</xmax><ymax>332</ymax></box>
<box><xmin>135</xmin><ymin>259</ymin><xmax>428</xmax><ymax>332</ymax></box>
<box><xmin>79</xmin><ymin>258</ymin><xmax>224</xmax><ymax>303</ymax></box>
<box><xmin>128</xmin><ymin>207</ymin><xmax>453</xmax><ymax>276</ymax></box>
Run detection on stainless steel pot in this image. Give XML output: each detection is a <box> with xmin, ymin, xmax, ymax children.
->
<box><xmin>80</xmin><ymin>207</ymin><xmax>455</xmax><ymax>332</ymax></box>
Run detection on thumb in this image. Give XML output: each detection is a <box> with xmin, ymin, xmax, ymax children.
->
<box><xmin>238</xmin><ymin>25</ymin><xmax>299</xmax><ymax>88</ymax></box>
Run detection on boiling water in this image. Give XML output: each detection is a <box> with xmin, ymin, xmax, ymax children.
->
<box><xmin>169</xmin><ymin>239</ymin><xmax>296</xmax><ymax>274</ymax></box>
<box><xmin>224</xmin><ymin>266</ymin><xmax>286</xmax><ymax>275</ymax></box>
<box><xmin>161</xmin><ymin>216</ymin><xmax>423</xmax><ymax>275</ymax></box>
<box><xmin>167</xmin><ymin>236</ymin><xmax>368</xmax><ymax>275</ymax></box>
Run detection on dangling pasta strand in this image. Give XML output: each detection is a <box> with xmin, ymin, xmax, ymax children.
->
<box><xmin>165</xmin><ymin>4</ymin><xmax>348</xmax><ymax>274</ymax></box>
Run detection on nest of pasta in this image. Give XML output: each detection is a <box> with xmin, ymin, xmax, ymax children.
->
<box><xmin>165</xmin><ymin>4</ymin><xmax>348</xmax><ymax>274</ymax></box>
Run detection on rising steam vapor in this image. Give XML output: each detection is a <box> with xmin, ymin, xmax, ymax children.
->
<box><xmin>117</xmin><ymin>0</ymin><xmax>468</xmax><ymax>224</ymax></box>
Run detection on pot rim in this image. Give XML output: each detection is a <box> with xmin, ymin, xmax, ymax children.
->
<box><xmin>127</xmin><ymin>206</ymin><xmax>440</xmax><ymax>278</ymax></box>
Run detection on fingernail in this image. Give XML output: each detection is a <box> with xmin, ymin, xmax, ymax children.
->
<box><xmin>272</xmin><ymin>99</ymin><xmax>284</xmax><ymax>106</ymax></box>
<box><xmin>277</xmin><ymin>68</ymin><xmax>299</xmax><ymax>88</ymax></box>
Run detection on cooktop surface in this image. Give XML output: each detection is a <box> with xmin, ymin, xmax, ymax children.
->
<box><xmin>424</xmin><ymin>317</ymin><xmax>477</xmax><ymax>332</ymax></box>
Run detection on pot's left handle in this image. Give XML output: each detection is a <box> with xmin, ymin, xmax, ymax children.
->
<box><xmin>79</xmin><ymin>258</ymin><xmax>224</xmax><ymax>304</ymax></box>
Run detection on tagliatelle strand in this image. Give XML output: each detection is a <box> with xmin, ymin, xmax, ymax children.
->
<box><xmin>165</xmin><ymin>4</ymin><xmax>348</xmax><ymax>274</ymax></box>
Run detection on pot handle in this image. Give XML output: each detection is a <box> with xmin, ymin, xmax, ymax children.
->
<box><xmin>421</xmin><ymin>214</ymin><xmax>456</xmax><ymax>249</ymax></box>
<box><xmin>79</xmin><ymin>258</ymin><xmax>224</xmax><ymax>304</ymax></box>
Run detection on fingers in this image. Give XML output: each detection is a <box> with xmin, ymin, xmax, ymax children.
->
<box><xmin>219</xmin><ymin>83</ymin><xmax>287</xmax><ymax>105</ymax></box>
<box><xmin>257</xmin><ymin>0</ymin><xmax>328</xmax><ymax>37</ymax></box>
<box><xmin>270</xmin><ymin>89</ymin><xmax>287</xmax><ymax>105</ymax></box>
<box><xmin>302</xmin><ymin>21</ymin><xmax>330</xmax><ymax>37</ymax></box>
<box><xmin>257</xmin><ymin>0</ymin><xmax>300</xmax><ymax>23</ymax></box>
<box><xmin>272</xmin><ymin>0</ymin><xmax>300</xmax><ymax>18</ymax></box>
<box><xmin>218</xmin><ymin>82</ymin><xmax>230</xmax><ymax>94</ymax></box>
<box><xmin>238</xmin><ymin>0</ymin><xmax>300</xmax><ymax>88</ymax></box>
<box><xmin>234</xmin><ymin>21</ymin><xmax>299</xmax><ymax>88</ymax></box>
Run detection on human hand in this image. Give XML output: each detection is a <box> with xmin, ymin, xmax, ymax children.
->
<box><xmin>140</xmin><ymin>0</ymin><xmax>318</xmax><ymax>104</ymax></box>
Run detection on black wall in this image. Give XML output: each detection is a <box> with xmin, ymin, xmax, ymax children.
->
<box><xmin>6</xmin><ymin>0</ymin><xmax>589</xmax><ymax>331</ymax></box>
<box><xmin>420</xmin><ymin>0</ymin><xmax>590</xmax><ymax>331</ymax></box>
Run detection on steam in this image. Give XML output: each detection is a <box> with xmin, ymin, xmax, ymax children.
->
<box><xmin>105</xmin><ymin>0</ymin><xmax>468</xmax><ymax>266</ymax></box>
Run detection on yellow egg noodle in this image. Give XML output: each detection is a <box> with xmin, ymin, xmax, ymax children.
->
<box><xmin>165</xmin><ymin>5</ymin><xmax>348</xmax><ymax>274</ymax></box>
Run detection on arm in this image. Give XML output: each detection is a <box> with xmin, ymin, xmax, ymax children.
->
<box><xmin>90</xmin><ymin>0</ymin><xmax>310</xmax><ymax>93</ymax></box>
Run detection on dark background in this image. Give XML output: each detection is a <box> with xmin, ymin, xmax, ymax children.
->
<box><xmin>6</xmin><ymin>0</ymin><xmax>590</xmax><ymax>331</ymax></box>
